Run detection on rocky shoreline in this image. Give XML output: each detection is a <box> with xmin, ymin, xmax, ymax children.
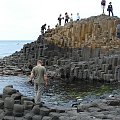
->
<box><xmin>0</xmin><ymin>85</ymin><xmax>119</xmax><ymax>120</ymax></box>
<box><xmin>0</xmin><ymin>15</ymin><xmax>120</xmax><ymax>83</ymax></box>
<box><xmin>0</xmin><ymin>14</ymin><xmax>120</xmax><ymax>119</ymax></box>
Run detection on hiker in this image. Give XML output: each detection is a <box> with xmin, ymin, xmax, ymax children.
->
<box><xmin>101</xmin><ymin>0</ymin><xmax>106</xmax><ymax>14</ymax></box>
<box><xmin>107</xmin><ymin>2</ymin><xmax>113</xmax><ymax>16</ymax></box>
<box><xmin>41</xmin><ymin>24</ymin><xmax>46</xmax><ymax>35</ymax></box>
<box><xmin>116</xmin><ymin>24</ymin><xmax>120</xmax><ymax>39</ymax></box>
<box><xmin>76</xmin><ymin>13</ymin><xmax>80</xmax><ymax>21</ymax></box>
<box><xmin>30</xmin><ymin>60</ymin><xmax>48</xmax><ymax>104</ymax></box>
<box><xmin>58</xmin><ymin>14</ymin><xmax>64</xmax><ymax>26</ymax></box>
<box><xmin>70</xmin><ymin>13</ymin><xmax>73</xmax><ymax>22</ymax></box>
<box><xmin>65</xmin><ymin>12</ymin><xmax>69</xmax><ymax>24</ymax></box>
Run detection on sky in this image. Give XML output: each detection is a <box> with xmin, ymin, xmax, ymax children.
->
<box><xmin>0</xmin><ymin>0</ymin><xmax>119</xmax><ymax>41</ymax></box>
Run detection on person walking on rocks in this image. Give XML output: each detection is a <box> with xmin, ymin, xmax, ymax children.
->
<box><xmin>41</xmin><ymin>24</ymin><xmax>46</xmax><ymax>35</ymax></box>
<box><xmin>101</xmin><ymin>0</ymin><xmax>106</xmax><ymax>14</ymax></box>
<box><xmin>107</xmin><ymin>2</ymin><xmax>113</xmax><ymax>16</ymax></box>
<box><xmin>30</xmin><ymin>60</ymin><xmax>48</xmax><ymax>104</ymax></box>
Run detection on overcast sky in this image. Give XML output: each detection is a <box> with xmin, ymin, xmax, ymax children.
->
<box><xmin>0</xmin><ymin>0</ymin><xmax>119</xmax><ymax>41</ymax></box>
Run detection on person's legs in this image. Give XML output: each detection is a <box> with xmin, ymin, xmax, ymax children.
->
<box><xmin>59</xmin><ymin>20</ymin><xmax>61</xmax><ymax>25</ymax></box>
<box><xmin>108</xmin><ymin>10</ymin><xmax>110</xmax><ymax>16</ymax></box>
<box><xmin>111</xmin><ymin>10</ymin><xmax>114</xmax><ymax>16</ymax></box>
<box><xmin>34</xmin><ymin>83</ymin><xmax>44</xmax><ymax>104</ymax></box>
<box><xmin>34</xmin><ymin>83</ymin><xmax>38</xmax><ymax>103</ymax></box>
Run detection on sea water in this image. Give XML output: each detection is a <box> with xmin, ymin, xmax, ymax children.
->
<box><xmin>0</xmin><ymin>40</ymin><xmax>33</xmax><ymax>58</ymax></box>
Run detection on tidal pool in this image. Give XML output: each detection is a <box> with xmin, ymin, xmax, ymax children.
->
<box><xmin>0</xmin><ymin>75</ymin><xmax>119</xmax><ymax>108</ymax></box>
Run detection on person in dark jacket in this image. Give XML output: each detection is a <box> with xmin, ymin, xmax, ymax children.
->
<box><xmin>64</xmin><ymin>12</ymin><xmax>69</xmax><ymax>24</ymax></box>
<box><xmin>58</xmin><ymin>14</ymin><xmax>64</xmax><ymax>26</ymax></box>
<box><xmin>41</xmin><ymin>24</ymin><xmax>46</xmax><ymax>35</ymax></box>
<box><xmin>107</xmin><ymin>2</ymin><xmax>113</xmax><ymax>16</ymax></box>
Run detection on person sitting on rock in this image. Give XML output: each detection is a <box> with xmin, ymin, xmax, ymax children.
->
<box><xmin>41</xmin><ymin>24</ymin><xmax>46</xmax><ymax>35</ymax></box>
<box><xmin>107</xmin><ymin>2</ymin><xmax>113</xmax><ymax>16</ymax></box>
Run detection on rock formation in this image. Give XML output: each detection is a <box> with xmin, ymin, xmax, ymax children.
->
<box><xmin>1</xmin><ymin>14</ymin><xmax>120</xmax><ymax>82</ymax></box>
<box><xmin>0</xmin><ymin>85</ymin><xmax>120</xmax><ymax>119</ymax></box>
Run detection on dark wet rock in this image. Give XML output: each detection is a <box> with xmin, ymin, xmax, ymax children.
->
<box><xmin>49</xmin><ymin>112</ymin><xmax>62</xmax><ymax>118</ymax></box>
<box><xmin>4</xmin><ymin>97</ymin><xmax>14</xmax><ymax>109</ymax></box>
<box><xmin>21</xmin><ymin>96</ymin><xmax>34</xmax><ymax>104</ymax></box>
<box><xmin>3</xmin><ymin>86</ymin><xmax>17</xmax><ymax>95</ymax></box>
<box><xmin>13</xmin><ymin>104</ymin><xmax>24</xmax><ymax>117</ymax></box>
<box><xmin>42</xmin><ymin>116</ymin><xmax>52</xmax><ymax>120</ymax></box>
<box><xmin>0</xmin><ymin>85</ymin><xmax>120</xmax><ymax>119</ymax></box>
<box><xmin>24</xmin><ymin>100</ymin><xmax>34</xmax><ymax>110</ymax></box>
<box><xmin>3</xmin><ymin>116</ymin><xmax>15</xmax><ymax>120</ymax></box>
<box><xmin>0</xmin><ymin>100</ymin><xmax>4</xmax><ymax>109</ymax></box>
<box><xmin>32</xmin><ymin>105</ymin><xmax>40</xmax><ymax>115</ymax></box>
<box><xmin>40</xmin><ymin>107</ymin><xmax>50</xmax><ymax>116</ymax></box>
<box><xmin>11</xmin><ymin>92</ymin><xmax>22</xmax><ymax>100</ymax></box>
<box><xmin>24</xmin><ymin>112</ymin><xmax>33</xmax><ymax>120</ymax></box>
<box><xmin>51</xmin><ymin>116</ymin><xmax>60</xmax><ymax>120</ymax></box>
<box><xmin>32</xmin><ymin>115</ymin><xmax>42</xmax><ymax>120</ymax></box>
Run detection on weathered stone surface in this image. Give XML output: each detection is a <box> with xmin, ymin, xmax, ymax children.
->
<box><xmin>3</xmin><ymin>86</ymin><xmax>17</xmax><ymax>95</ymax></box>
<box><xmin>32</xmin><ymin>105</ymin><xmax>40</xmax><ymax>115</ymax></box>
<box><xmin>32</xmin><ymin>115</ymin><xmax>42</xmax><ymax>120</ymax></box>
<box><xmin>0</xmin><ymin>100</ymin><xmax>4</xmax><ymax>109</ymax></box>
<box><xmin>13</xmin><ymin>104</ymin><xmax>24</xmax><ymax>117</ymax></box>
<box><xmin>40</xmin><ymin>107</ymin><xmax>50</xmax><ymax>116</ymax></box>
<box><xmin>4</xmin><ymin>97</ymin><xmax>14</xmax><ymax>109</ymax></box>
<box><xmin>21</xmin><ymin>96</ymin><xmax>34</xmax><ymax>104</ymax></box>
<box><xmin>24</xmin><ymin>100</ymin><xmax>34</xmax><ymax>110</ymax></box>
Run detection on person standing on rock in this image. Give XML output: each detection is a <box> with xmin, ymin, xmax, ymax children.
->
<box><xmin>41</xmin><ymin>24</ymin><xmax>46</xmax><ymax>35</ymax></box>
<box><xmin>30</xmin><ymin>60</ymin><xmax>48</xmax><ymax>104</ymax></box>
<box><xmin>101</xmin><ymin>0</ymin><xmax>106</xmax><ymax>14</ymax></box>
<box><xmin>107</xmin><ymin>2</ymin><xmax>113</xmax><ymax>16</ymax></box>
<box><xmin>70</xmin><ymin>13</ymin><xmax>73</xmax><ymax>22</ymax></box>
<box><xmin>76</xmin><ymin>13</ymin><xmax>80</xmax><ymax>21</ymax></box>
<box><xmin>58</xmin><ymin>14</ymin><xmax>64</xmax><ymax>26</ymax></box>
<box><xmin>64</xmin><ymin>12</ymin><xmax>69</xmax><ymax>24</ymax></box>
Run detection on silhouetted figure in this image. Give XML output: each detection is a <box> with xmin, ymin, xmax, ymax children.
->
<box><xmin>107</xmin><ymin>2</ymin><xmax>113</xmax><ymax>16</ymax></box>
<box><xmin>65</xmin><ymin>12</ymin><xmax>69</xmax><ymax>24</ymax></box>
<box><xmin>41</xmin><ymin>24</ymin><xmax>46</xmax><ymax>35</ymax></box>
<box><xmin>58</xmin><ymin>14</ymin><xmax>64</xmax><ymax>26</ymax></box>
<box><xmin>101</xmin><ymin>0</ymin><xmax>106</xmax><ymax>14</ymax></box>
